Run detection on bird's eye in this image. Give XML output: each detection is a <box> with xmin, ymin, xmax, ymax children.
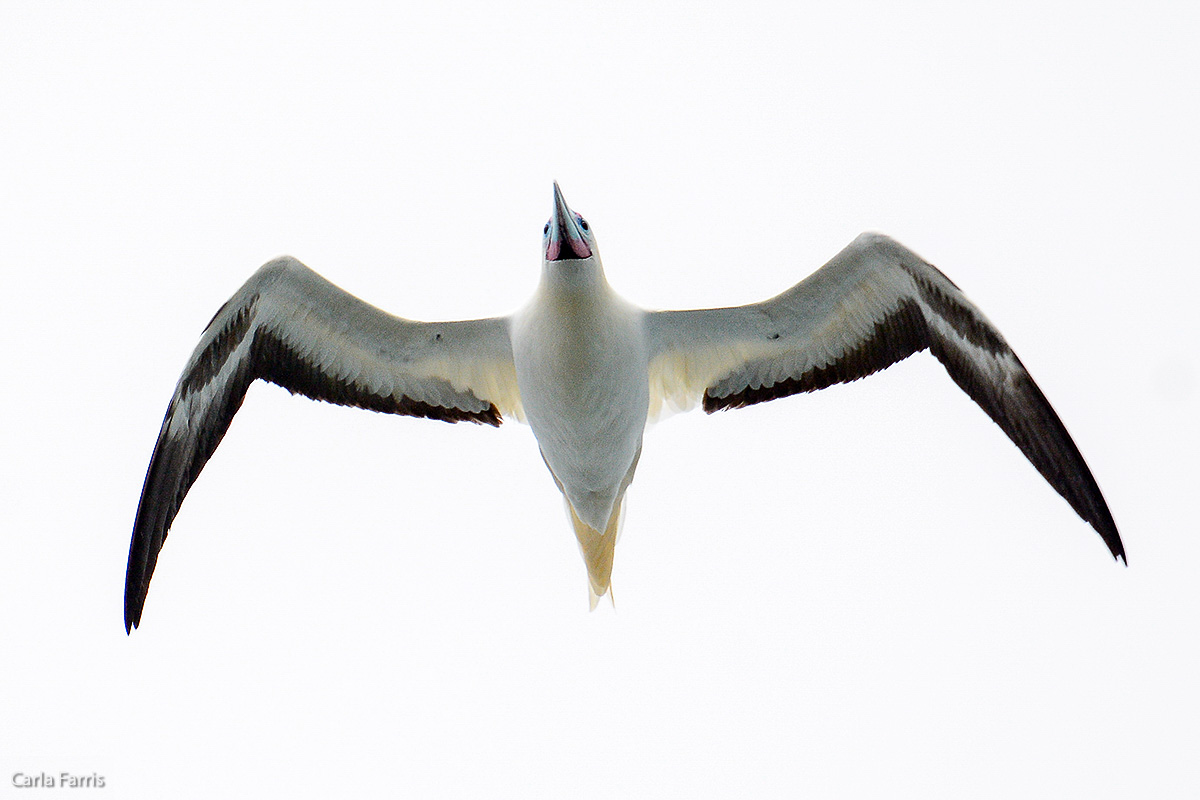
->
<box><xmin>543</xmin><ymin>222</ymin><xmax>550</xmax><ymax>236</ymax></box>
<box><xmin>578</xmin><ymin>216</ymin><xmax>590</xmax><ymax>232</ymax></box>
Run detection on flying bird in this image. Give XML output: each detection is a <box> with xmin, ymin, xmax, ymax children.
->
<box><xmin>124</xmin><ymin>183</ymin><xmax>1124</xmax><ymax>631</ymax></box>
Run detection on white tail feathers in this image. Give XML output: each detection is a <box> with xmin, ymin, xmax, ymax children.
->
<box><xmin>567</xmin><ymin>498</ymin><xmax>624</xmax><ymax>610</ymax></box>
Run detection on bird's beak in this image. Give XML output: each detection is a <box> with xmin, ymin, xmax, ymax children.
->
<box><xmin>546</xmin><ymin>182</ymin><xmax>593</xmax><ymax>261</ymax></box>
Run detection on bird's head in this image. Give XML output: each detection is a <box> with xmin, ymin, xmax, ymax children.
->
<box><xmin>543</xmin><ymin>182</ymin><xmax>597</xmax><ymax>265</ymax></box>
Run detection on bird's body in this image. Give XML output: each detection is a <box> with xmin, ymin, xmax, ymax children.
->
<box><xmin>124</xmin><ymin>184</ymin><xmax>1124</xmax><ymax>632</ymax></box>
<box><xmin>513</xmin><ymin>257</ymin><xmax>649</xmax><ymax>603</ymax></box>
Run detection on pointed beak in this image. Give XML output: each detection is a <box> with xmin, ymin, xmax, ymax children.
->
<box><xmin>546</xmin><ymin>182</ymin><xmax>593</xmax><ymax>261</ymax></box>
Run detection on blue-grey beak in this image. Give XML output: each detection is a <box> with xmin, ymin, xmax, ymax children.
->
<box><xmin>546</xmin><ymin>182</ymin><xmax>593</xmax><ymax>261</ymax></box>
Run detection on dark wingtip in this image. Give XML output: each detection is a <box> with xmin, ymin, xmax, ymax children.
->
<box><xmin>1103</xmin><ymin>529</ymin><xmax>1127</xmax><ymax>565</ymax></box>
<box><xmin>1111</xmin><ymin>539</ymin><xmax>1128</xmax><ymax>566</ymax></box>
<box><xmin>1087</xmin><ymin>498</ymin><xmax>1125</xmax><ymax>566</ymax></box>
<box><xmin>1105</xmin><ymin>523</ymin><xmax>1127</xmax><ymax>565</ymax></box>
<box><xmin>124</xmin><ymin>599</ymin><xmax>142</xmax><ymax>634</ymax></box>
<box><xmin>124</xmin><ymin>578</ymin><xmax>144</xmax><ymax>634</ymax></box>
<box><xmin>124</xmin><ymin>527</ymin><xmax>152</xmax><ymax>634</ymax></box>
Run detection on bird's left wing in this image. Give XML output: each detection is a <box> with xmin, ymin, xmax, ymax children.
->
<box><xmin>125</xmin><ymin>256</ymin><xmax>521</xmax><ymax>630</ymax></box>
<box><xmin>643</xmin><ymin>233</ymin><xmax>1123</xmax><ymax>562</ymax></box>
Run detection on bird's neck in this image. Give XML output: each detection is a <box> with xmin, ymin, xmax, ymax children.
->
<box><xmin>538</xmin><ymin>259</ymin><xmax>609</xmax><ymax>299</ymax></box>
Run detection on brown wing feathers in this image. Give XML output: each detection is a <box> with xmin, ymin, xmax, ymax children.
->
<box><xmin>702</xmin><ymin>256</ymin><xmax>1124</xmax><ymax>563</ymax></box>
<box><xmin>124</xmin><ymin>293</ymin><xmax>501</xmax><ymax>632</ymax></box>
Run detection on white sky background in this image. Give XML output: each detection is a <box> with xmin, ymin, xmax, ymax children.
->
<box><xmin>2</xmin><ymin>2</ymin><xmax>1197</xmax><ymax>796</ymax></box>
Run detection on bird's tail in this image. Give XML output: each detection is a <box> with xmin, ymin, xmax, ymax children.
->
<box><xmin>567</xmin><ymin>499</ymin><xmax>624</xmax><ymax>610</ymax></box>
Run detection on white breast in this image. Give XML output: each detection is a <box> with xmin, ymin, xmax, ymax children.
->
<box><xmin>511</xmin><ymin>275</ymin><xmax>649</xmax><ymax>531</ymax></box>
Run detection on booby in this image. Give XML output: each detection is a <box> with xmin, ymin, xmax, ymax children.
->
<box><xmin>124</xmin><ymin>183</ymin><xmax>1124</xmax><ymax>631</ymax></box>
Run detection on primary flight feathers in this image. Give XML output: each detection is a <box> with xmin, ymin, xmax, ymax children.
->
<box><xmin>125</xmin><ymin>183</ymin><xmax>1123</xmax><ymax>632</ymax></box>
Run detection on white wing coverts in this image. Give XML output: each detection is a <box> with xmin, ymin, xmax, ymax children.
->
<box><xmin>124</xmin><ymin>257</ymin><xmax>520</xmax><ymax>631</ymax></box>
<box><xmin>645</xmin><ymin>233</ymin><xmax>1123</xmax><ymax>562</ymax></box>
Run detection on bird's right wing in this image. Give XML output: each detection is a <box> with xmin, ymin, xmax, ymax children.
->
<box><xmin>644</xmin><ymin>233</ymin><xmax>1123</xmax><ymax>562</ymax></box>
<box><xmin>125</xmin><ymin>256</ymin><xmax>521</xmax><ymax>631</ymax></box>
